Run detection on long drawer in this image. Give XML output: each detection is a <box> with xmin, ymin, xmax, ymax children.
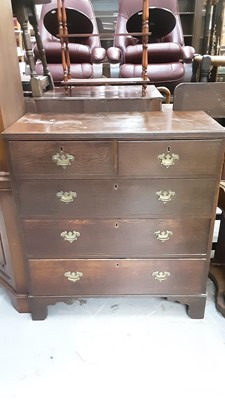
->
<box><xmin>118</xmin><ymin>140</ymin><xmax>222</xmax><ymax>176</ymax></box>
<box><xmin>8</xmin><ymin>141</ymin><xmax>115</xmax><ymax>176</ymax></box>
<box><xmin>28</xmin><ymin>258</ymin><xmax>207</xmax><ymax>296</ymax></box>
<box><xmin>23</xmin><ymin>218</ymin><xmax>210</xmax><ymax>258</ymax></box>
<box><xmin>16</xmin><ymin>178</ymin><xmax>217</xmax><ymax>218</ymax></box>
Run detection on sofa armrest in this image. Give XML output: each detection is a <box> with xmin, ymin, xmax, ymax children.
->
<box><xmin>107</xmin><ymin>47</ymin><xmax>122</xmax><ymax>63</ymax></box>
<box><xmin>182</xmin><ymin>46</ymin><xmax>195</xmax><ymax>63</ymax></box>
<box><xmin>91</xmin><ymin>47</ymin><xmax>106</xmax><ymax>63</ymax></box>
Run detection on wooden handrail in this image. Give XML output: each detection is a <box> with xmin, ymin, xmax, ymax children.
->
<box><xmin>57</xmin><ymin>32</ymin><xmax>152</xmax><ymax>38</ymax></box>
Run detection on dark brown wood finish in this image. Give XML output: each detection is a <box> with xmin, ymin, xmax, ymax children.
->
<box><xmin>118</xmin><ymin>140</ymin><xmax>222</xmax><ymax>177</ymax></box>
<box><xmin>16</xmin><ymin>178</ymin><xmax>217</xmax><ymax>218</ymax></box>
<box><xmin>8</xmin><ymin>141</ymin><xmax>115</xmax><ymax>177</ymax></box>
<box><xmin>24</xmin><ymin>86</ymin><xmax>163</xmax><ymax>114</ymax></box>
<box><xmin>0</xmin><ymin>0</ymin><xmax>28</xmax><ymax>313</ymax></box>
<box><xmin>173</xmin><ymin>82</ymin><xmax>225</xmax><ymax>318</ymax></box>
<box><xmin>28</xmin><ymin>294</ymin><xmax>207</xmax><ymax>321</ymax></box>
<box><xmin>4</xmin><ymin>109</ymin><xmax>224</xmax><ymax>140</ymax></box>
<box><xmin>3</xmin><ymin>109</ymin><xmax>225</xmax><ymax>319</ymax></box>
<box><xmin>28</xmin><ymin>259</ymin><xmax>206</xmax><ymax>296</ymax></box>
<box><xmin>174</xmin><ymin>83</ymin><xmax>225</xmax><ymax>120</ymax></box>
<box><xmin>23</xmin><ymin>218</ymin><xmax>210</xmax><ymax>259</ymax></box>
<box><xmin>8</xmin><ymin>139</ymin><xmax>222</xmax><ymax>178</ymax></box>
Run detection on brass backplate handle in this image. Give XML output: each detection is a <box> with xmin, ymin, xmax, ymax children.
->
<box><xmin>56</xmin><ymin>191</ymin><xmax>77</xmax><ymax>203</ymax></box>
<box><xmin>52</xmin><ymin>152</ymin><xmax>74</xmax><ymax>169</ymax></box>
<box><xmin>152</xmin><ymin>271</ymin><xmax>170</xmax><ymax>282</ymax></box>
<box><xmin>154</xmin><ymin>230</ymin><xmax>173</xmax><ymax>242</ymax></box>
<box><xmin>155</xmin><ymin>190</ymin><xmax>175</xmax><ymax>204</ymax></box>
<box><xmin>158</xmin><ymin>153</ymin><xmax>179</xmax><ymax>168</ymax></box>
<box><xmin>64</xmin><ymin>271</ymin><xmax>83</xmax><ymax>283</ymax></box>
<box><xmin>60</xmin><ymin>230</ymin><xmax>80</xmax><ymax>243</ymax></box>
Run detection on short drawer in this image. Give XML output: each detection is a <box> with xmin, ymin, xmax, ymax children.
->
<box><xmin>28</xmin><ymin>258</ymin><xmax>207</xmax><ymax>296</ymax></box>
<box><xmin>9</xmin><ymin>141</ymin><xmax>114</xmax><ymax>176</ymax></box>
<box><xmin>118</xmin><ymin>140</ymin><xmax>222</xmax><ymax>176</ymax></box>
<box><xmin>23</xmin><ymin>218</ymin><xmax>210</xmax><ymax>258</ymax></box>
<box><xmin>17</xmin><ymin>178</ymin><xmax>217</xmax><ymax>218</ymax></box>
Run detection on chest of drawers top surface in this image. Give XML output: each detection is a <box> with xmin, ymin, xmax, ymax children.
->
<box><xmin>3</xmin><ymin>109</ymin><xmax>225</xmax><ymax>140</ymax></box>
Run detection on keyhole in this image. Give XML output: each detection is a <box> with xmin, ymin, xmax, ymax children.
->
<box><xmin>167</xmin><ymin>146</ymin><xmax>171</xmax><ymax>152</ymax></box>
<box><xmin>114</xmin><ymin>183</ymin><xmax>118</xmax><ymax>190</ymax></box>
<box><xmin>115</xmin><ymin>222</ymin><xmax>119</xmax><ymax>228</ymax></box>
<box><xmin>60</xmin><ymin>146</ymin><xmax>64</xmax><ymax>152</ymax></box>
<box><xmin>115</xmin><ymin>263</ymin><xmax>119</xmax><ymax>268</ymax></box>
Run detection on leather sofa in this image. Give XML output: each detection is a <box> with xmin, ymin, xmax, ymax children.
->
<box><xmin>107</xmin><ymin>0</ymin><xmax>195</xmax><ymax>92</ymax></box>
<box><xmin>34</xmin><ymin>0</ymin><xmax>106</xmax><ymax>84</ymax></box>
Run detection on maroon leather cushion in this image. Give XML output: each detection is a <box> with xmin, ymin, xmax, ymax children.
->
<box><xmin>39</xmin><ymin>41</ymin><xmax>92</xmax><ymax>63</ymax></box>
<box><xmin>120</xmin><ymin>62</ymin><xmax>184</xmax><ymax>82</ymax></box>
<box><xmin>35</xmin><ymin>62</ymin><xmax>93</xmax><ymax>83</ymax></box>
<box><xmin>125</xmin><ymin>43</ymin><xmax>183</xmax><ymax>64</ymax></box>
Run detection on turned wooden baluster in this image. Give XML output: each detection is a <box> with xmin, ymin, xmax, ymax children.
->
<box><xmin>61</xmin><ymin>0</ymin><xmax>71</xmax><ymax>80</ymax></box>
<box><xmin>208</xmin><ymin>1</ymin><xmax>218</xmax><ymax>56</ymax></box>
<box><xmin>57</xmin><ymin>0</ymin><xmax>68</xmax><ymax>81</ymax></box>
<box><xmin>141</xmin><ymin>0</ymin><xmax>149</xmax><ymax>96</ymax></box>
<box><xmin>13</xmin><ymin>0</ymin><xmax>38</xmax><ymax>79</ymax></box>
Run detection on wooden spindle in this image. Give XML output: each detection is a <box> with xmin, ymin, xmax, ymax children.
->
<box><xmin>141</xmin><ymin>0</ymin><xmax>149</xmax><ymax>96</ymax></box>
<box><xmin>61</xmin><ymin>0</ymin><xmax>71</xmax><ymax>79</ymax></box>
<box><xmin>57</xmin><ymin>0</ymin><xmax>68</xmax><ymax>81</ymax></box>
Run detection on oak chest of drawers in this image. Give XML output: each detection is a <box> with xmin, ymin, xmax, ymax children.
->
<box><xmin>3</xmin><ymin>108</ymin><xmax>225</xmax><ymax>319</ymax></box>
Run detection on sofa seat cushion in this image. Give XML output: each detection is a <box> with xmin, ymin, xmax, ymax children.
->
<box><xmin>36</xmin><ymin>41</ymin><xmax>92</xmax><ymax>63</ymax></box>
<box><xmin>125</xmin><ymin>43</ymin><xmax>183</xmax><ymax>64</ymax></box>
<box><xmin>35</xmin><ymin>62</ymin><xmax>93</xmax><ymax>84</ymax></box>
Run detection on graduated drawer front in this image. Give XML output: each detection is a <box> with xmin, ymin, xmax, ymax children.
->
<box><xmin>23</xmin><ymin>218</ymin><xmax>210</xmax><ymax>258</ymax></box>
<box><xmin>28</xmin><ymin>259</ymin><xmax>207</xmax><ymax>296</ymax></box>
<box><xmin>8</xmin><ymin>141</ymin><xmax>114</xmax><ymax>176</ymax></box>
<box><xmin>17</xmin><ymin>178</ymin><xmax>217</xmax><ymax>218</ymax></box>
<box><xmin>118</xmin><ymin>140</ymin><xmax>222</xmax><ymax>176</ymax></box>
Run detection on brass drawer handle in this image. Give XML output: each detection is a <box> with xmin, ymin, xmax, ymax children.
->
<box><xmin>155</xmin><ymin>190</ymin><xmax>175</xmax><ymax>204</ymax></box>
<box><xmin>64</xmin><ymin>271</ymin><xmax>83</xmax><ymax>283</ymax></box>
<box><xmin>56</xmin><ymin>191</ymin><xmax>77</xmax><ymax>203</ymax></box>
<box><xmin>52</xmin><ymin>152</ymin><xmax>74</xmax><ymax>169</ymax></box>
<box><xmin>158</xmin><ymin>153</ymin><xmax>179</xmax><ymax>168</ymax></box>
<box><xmin>152</xmin><ymin>271</ymin><xmax>170</xmax><ymax>282</ymax></box>
<box><xmin>60</xmin><ymin>230</ymin><xmax>80</xmax><ymax>243</ymax></box>
<box><xmin>154</xmin><ymin>230</ymin><xmax>173</xmax><ymax>242</ymax></box>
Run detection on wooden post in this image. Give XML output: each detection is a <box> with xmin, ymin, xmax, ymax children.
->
<box><xmin>57</xmin><ymin>0</ymin><xmax>68</xmax><ymax>81</ymax></box>
<box><xmin>61</xmin><ymin>0</ymin><xmax>71</xmax><ymax>80</ymax></box>
<box><xmin>141</xmin><ymin>0</ymin><xmax>149</xmax><ymax>96</ymax></box>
